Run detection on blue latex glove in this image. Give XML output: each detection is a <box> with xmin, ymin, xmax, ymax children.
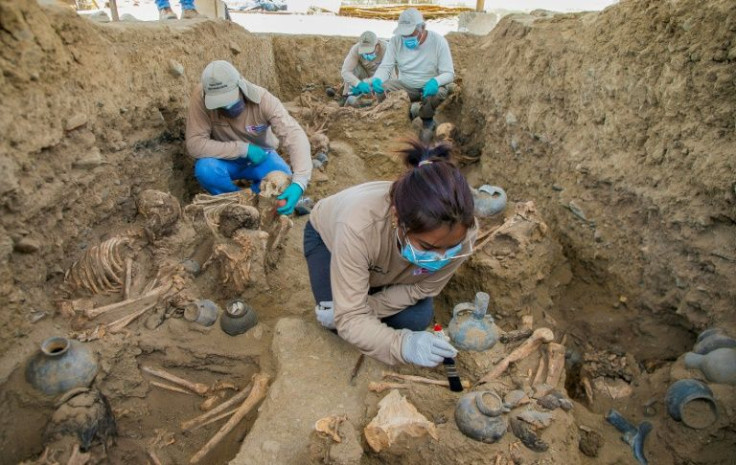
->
<box><xmin>372</xmin><ymin>77</ymin><xmax>384</xmax><ymax>94</ymax></box>
<box><xmin>276</xmin><ymin>182</ymin><xmax>304</xmax><ymax>215</ymax></box>
<box><xmin>401</xmin><ymin>331</ymin><xmax>457</xmax><ymax>367</ymax></box>
<box><xmin>246</xmin><ymin>144</ymin><xmax>269</xmax><ymax>165</ymax></box>
<box><xmin>352</xmin><ymin>81</ymin><xmax>371</xmax><ymax>96</ymax></box>
<box><xmin>422</xmin><ymin>78</ymin><xmax>439</xmax><ymax>98</ymax></box>
<box><xmin>314</xmin><ymin>301</ymin><xmax>335</xmax><ymax>329</ymax></box>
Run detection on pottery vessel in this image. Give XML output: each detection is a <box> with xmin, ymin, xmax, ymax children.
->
<box><xmin>455</xmin><ymin>390</ymin><xmax>508</xmax><ymax>443</ymax></box>
<box><xmin>684</xmin><ymin>348</ymin><xmax>736</xmax><ymax>385</ymax></box>
<box><xmin>665</xmin><ymin>379</ymin><xmax>718</xmax><ymax>429</ymax></box>
<box><xmin>473</xmin><ymin>185</ymin><xmax>507</xmax><ymax>217</ymax></box>
<box><xmin>448</xmin><ymin>292</ymin><xmax>499</xmax><ymax>351</ymax></box>
<box><xmin>183</xmin><ymin>299</ymin><xmax>219</xmax><ymax>327</ymax></box>
<box><xmin>26</xmin><ymin>337</ymin><xmax>98</xmax><ymax>396</ymax></box>
<box><xmin>220</xmin><ymin>299</ymin><xmax>258</xmax><ymax>336</ymax></box>
<box><xmin>693</xmin><ymin>328</ymin><xmax>736</xmax><ymax>355</ymax></box>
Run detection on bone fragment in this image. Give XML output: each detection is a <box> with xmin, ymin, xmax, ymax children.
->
<box><xmin>142</xmin><ymin>366</ymin><xmax>210</xmax><ymax>396</ymax></box>
<box><xmin>147</xmin><ymin>450</ymin><xmax>163</xmax><ymax>465</ymax></box>
<box><xmin>151</xmin><ymin>381</ymin><xmax>194</xmax><ymax>395</ymax></box>
<box><xmin>478</xmin><ymin>328</ymin><xmax>554</xmax><ymax>384</ymax></box>
<box><xmin>532</xmin><ymin>353</ymin><xmax>547</xmax><ymax>386</ymax></box>
<box><xmin>369</xmin><ymin>382</ymin><xmax>409</xmax><ymax>393</ymax></box>
<box><xmin>106</xmin><ymin>300</ymin><xmax>158</xmax><ymax>333</ymax></box>
<box><xmin>124</xmin><ymin>257</ymin><xmax>133</xmax><ymax>300</ymax></box>
<box><xmin>85</xmin><ymin>285</ymin><xmax>165</xmax><ymax>319</ymax></box>
<box><xmin>545</xmin><ymin>343</ymin><xmax>566</xmax><ymax>387</ymax></box>
<box><xmin>181</xmin><ymin>384</ymin><xmax>253</xmax><ymax>431</ymax></box>
<box><xmin>189</xmin><ymin>373</ymin><xmax>270</xmax><ymax>464</ymax></box>
<box><xmin>383</xmin><ymin>372</ymin><xmax>471</xmax><ymax>389</ymax></box>
<box><xmin>195</xmin><ymin>408</ymin><xmax>238</xmax><ymax>430</ymax></box>
<box><xmin>521</xmin><ymin>315</ymin><xmax>534</xmax><ymax>330</ymax></box>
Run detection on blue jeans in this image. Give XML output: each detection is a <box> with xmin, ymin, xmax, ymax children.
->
<box><xmin>194</xmin><ymin>151</ymin><xmax>292</xmax><ymax>195</ymax></box>
<box><xmin>303</xmin><ymin>220</ymin><xmax>433</xmax><ymax>331</ymax></box>
<box><xmin>156</xmin><ymin>0</ymin><xmax>195</xmax><ymax>10</ymax></box>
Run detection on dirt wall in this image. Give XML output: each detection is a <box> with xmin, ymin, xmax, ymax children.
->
<box><xmin>0</xmin><ymin>0</ymin><xmax>280</xmax><ymax>357</ymax></box>
<box><xmin>456</xmin><ymin>0</ymin><xmax>736</xmax><ymax>345</ymax></box>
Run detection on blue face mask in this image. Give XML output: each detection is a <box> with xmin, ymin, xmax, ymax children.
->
<box><xmin>399</xmin><ymin>230</ymin><xmax>463</xmax><ymax>272</ymax></box>
<box><xmin>220</xmin><ymin>98</ymin><xmax>245</xmax><ymax>118</ymax></box>
<box><xmin>403</xmin><ymin>36</ymin><xmax>419</xmax><ymax>50</ymax></box>
<box><xmin>361</xmin><ymin>52</ymin><xmax>377</xmax><ymax>61</ymax></box>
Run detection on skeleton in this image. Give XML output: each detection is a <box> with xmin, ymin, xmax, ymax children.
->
<box><xmin>65</xmin><ymin>236</ymin><xmax>133</xmax><ymax>295</ymax></box>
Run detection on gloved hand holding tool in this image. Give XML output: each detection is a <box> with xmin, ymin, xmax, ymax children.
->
<box><xmin>422</xmin><ymin>78</ymin><xmax>439</xmax><ymax>98</ymax></box>
<box><xmin>277</xmin><ymin>183</ymin><xmax>304</xmax><ymax>215</ymax></box>
<box><xmin>352</xmin><ymin>82</ymin><xmax>372</xmax><ymax>96</ymax></box>
<box><xmin>402</xmin><ymin>330</ymin><xmax>457</xmax><ymax>367</ymax></box>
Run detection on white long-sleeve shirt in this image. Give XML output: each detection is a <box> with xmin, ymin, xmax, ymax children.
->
<box><xmin>374</xmin><ymin>30</ymin><xmax>454</xmax><ymax>89</ymax></box>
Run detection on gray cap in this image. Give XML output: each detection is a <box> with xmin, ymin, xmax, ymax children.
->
<box><xmin>394</xmin><ymin>8</ymin><xmax>423</xmax><ymax>36</ymax></box>
<box><xmin>201</xmin><ymin>60</ymin><xmax>241</xmax><ymax>110</ymax></box>
<box><xmin>357</xmin><ymin>31</ymin><xmax>378</xmax><ymax>54</ymax></box>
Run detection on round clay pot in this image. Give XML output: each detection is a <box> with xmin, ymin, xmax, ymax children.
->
<box><xmin>455</xmin><ymin>391</ymin><xmax>508</xmax><ymax>443</ymax></box>
<box><xmin>473</xmin><ymin>185</ymin><xmax>507</xmax><ymax>218</ymax></box>
<box><xmin>26</xmin><ymin>337</ymin><xmax>99</xmax><ymax>396</ymax></box>
<box><xmin>183</xmin><ymin>299</ymin><xmax>219</xmax><ymax>327</ymax></box>
<box><xmin>220</xmin><ymin>300</ymin><xmax>258</xmax><ymax>336</ymax></box>
<box><xmin>665</xmin><ymin>379</ymin><xmax>718</xmax><ymax>429</ymax></box>
<box><xmin>693</xmin><ymin>328</ymin><xmax>736</xmax><ymax>355</ymax></box>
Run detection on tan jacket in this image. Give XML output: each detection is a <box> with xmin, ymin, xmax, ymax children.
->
<box><xmin>340</xmin><ymin>40</ymin><xmax>389</xmax><ymax>87</ymax></box>
<box><xmin>309</xmin><ymin>181</ymin><xmax>477</xmax><ymax>365</ymax></box>
<box><xmin>185</xmin><ymin>81</ymin><xmax>312</xmax><ymax>190</ymax></box>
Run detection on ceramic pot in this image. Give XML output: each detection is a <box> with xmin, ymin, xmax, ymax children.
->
<box><xmin>693</xmin><ymin>328</ymin><xmax>736</xmax><ymax>355</ymax></box>
<box><xmin>684</xmin><ymin>348</ymin><xmax>736</xmax><ymax>385</ymax></box>
<box><xmin>25</xmin><ymin>337</ymin><xmax>98</xmax><ymax>396</ymax></box>
<box><xmin>448</xmin><ymin>292</ymin><xmax>499</xmax><ymax>351</ymax></box>
<box><xmin>473</xmin><ymin>185</ymin><xmax>507</xmax><ymax>217</ymax></box>
<box><xmin>455</xmin><ymin>390</ymin><xmax>508</xmax><ymax>443</ymax></box>
<box><xmin>665</xmin><ymin>379</ymin><xmax>718</xmax><ymax>429</ymax></box>
<box><xmin>44</xmin><ymin>388</ymin><xmax>117</xmax><ymax>451</ymax></box>
<box><xmin>183</xmin><ymin>299</ymin><xmax>219</xmax><ymax>327</ymax></box>
<box><xmin>220</xmin><ymin>300</ymin><xmax>258</xmax><ymax>336</ymax></box>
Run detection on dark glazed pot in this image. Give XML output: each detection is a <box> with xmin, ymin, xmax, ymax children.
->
<box><xmin>455</xmin><ymin>391</ymin><xmax>508</xmax><ymax>443</ymax></box>
<box><xmin>665</xmin><ymin>379</ymin><xmax>718</xmax><ymax>429</ymax></box>
<box><xmin>26</xmin><ymin>337</ymin><xmax>98</xmax><ymax>396</ymax></box>
<box><xmin>220</xmin><ymin>300</ymin><xmax>258</xmax><ymax>336</ymax></box>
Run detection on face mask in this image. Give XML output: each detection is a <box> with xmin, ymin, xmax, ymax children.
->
<box><xmin>403</xmin><ymin>36</ymin><xmax>419</xmax><ymax>50</ymax></box>
<box><xmin>220</xmin><ymin>98</ymin><xmax>245</xmax><ymax>118</ymax></box>
<box><xmin>399</xmin><ymin>229</ymin><xmax>463</xmax><ymax>272</ymax></box>
<box><xmin>361</xmin><ymin>52</ymin><xmax>377</xmax><ymax>61</ymax></box>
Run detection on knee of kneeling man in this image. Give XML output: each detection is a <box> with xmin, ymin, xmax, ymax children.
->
<box><xmin>194</xmin><ymin>158</ymin><xmax>222</xmax><ymax>180</ymax></box>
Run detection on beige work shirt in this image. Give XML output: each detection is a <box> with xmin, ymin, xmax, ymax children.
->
<box><xmin>309</xmin><ymin>181</ymin><xmax>477</xmax><ymax>365</ymax></box>
<box><xmin>185</xmin><ymin>81</ymin><xmax>312</xmax><ymax>190</ymax></box>
<box><xmin>340</xmin><ymin>40</ymin><xmax>389</xmax><ymax>87</ymax></box>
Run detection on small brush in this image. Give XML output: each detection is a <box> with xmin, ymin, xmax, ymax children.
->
<box><xmin>433</xmin><ymin>324</ymin><xmax>464</xmax><ymax>392</ymax></box>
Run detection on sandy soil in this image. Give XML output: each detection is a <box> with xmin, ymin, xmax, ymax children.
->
<box><xmin>1</xmin><ymin>0</ymin><xmax>735</xmax><ymax>464</ymax></box>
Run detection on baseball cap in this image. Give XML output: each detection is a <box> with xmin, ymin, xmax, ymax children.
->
<box><xmin>357</xmin><ymin>31</ymin><xmax>378</xmax><ymax>54</ymax></box>
<box><xmin>201</xmin><ymin>60</ymin><xmax>241</xmax><ymax>110</ymax></box>
<box><xmin>394</xmin><ymin>8</ymin><xmax>424</xmax><ymax>36</ymax></box>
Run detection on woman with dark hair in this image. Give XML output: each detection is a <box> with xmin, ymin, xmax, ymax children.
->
<box><xmin>303</xmin><ymin>139</ymin><xmax>477</xmax><ymax>366</ymax></box>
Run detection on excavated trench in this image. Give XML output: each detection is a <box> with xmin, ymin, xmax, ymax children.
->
<box><xmin>1</xmin><ymin>1</ymin><xmax>735</xmax><ymax>464</ymax></box>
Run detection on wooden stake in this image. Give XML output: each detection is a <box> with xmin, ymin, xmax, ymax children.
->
<box><xmin>189</xmin><ymin>373</ymin><xmax>270</xmax><ymax>464</ymax></box>
<box><xmin>142</xmin><ymin>366</ymin><xmax>210</xmax><ymax>396</ymax></box>
<box><xmin>181</xmin><ymin>384</ymin><xmax>253</xmax><ymax>431</ymax></box>
<box><xmin>109</xmin><ymin>0</ymin><xmax>119</xmax><ymax>21</ymax></box>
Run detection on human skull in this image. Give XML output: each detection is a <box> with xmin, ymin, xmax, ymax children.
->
<box><xmin>259</xmin><ymin>171</ymin><xmax>291</xmax><ymax>198</ymax></box>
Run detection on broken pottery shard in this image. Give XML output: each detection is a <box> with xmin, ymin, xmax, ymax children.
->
<box><xmin>364</xmin><ymin>389</ymin><xmax>438</xmax><ymax>453</ymax></box>
<box><xmin>517</xmin><ymin>410</ymin><xmax>553</xmax><ymax>429</ymax></box>
<box><xmin>509</xmin><ymin>416</ymin><xmax>548</xmax><ymax>452</ymax></box>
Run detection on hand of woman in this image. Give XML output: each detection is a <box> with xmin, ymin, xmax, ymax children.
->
<box><xmin>401</xmin><ymin>331</ymin><xmax>457</xmax><ymax>367</ymax></box>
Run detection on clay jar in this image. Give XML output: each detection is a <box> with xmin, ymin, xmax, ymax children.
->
<box><xmin>665</xmin><ymin>379</ymin><xmax>718</xmax><ymax>429</ymax></box>
<box><xmin>448</xmin><ymin>292</ymin><xmax>499</xmax><ymax>351</ymax></box>
<box><xmin>693</xmin><ymin>328</ymin><xmax>736</xmax><ymax>355</ymax></box>
<box><xmin>220</xmin><ymin>300</ymin><xmax>258</xmax><ymax>336</ymax></box>
<box><xmin>183</xmin><ymin>299</ymin><xmax>219</xmax><ymax>327</ymax></box>
<box><xmin>455</xmin><ymin>390</ymin><xmax>508</xmax><ymax>443</ymax></box>
<box><xmin>26</xmin><ymin>337</ymin><xmax>99</xmax><ymax>396</ymax></box>
<box><xmin>472</xmin><ymin>185</ymin><xmax>507</xmax><ymax>217</ymax></box>
<box><xmin>684</xmin><ymin>348</ymin><xmax>736</xmax><ymax>385</ymax></box>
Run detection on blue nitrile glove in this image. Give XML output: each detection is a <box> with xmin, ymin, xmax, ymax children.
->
<box><xmin>352</xmin><ymin>81</ymin><xmax>371</xmax><ymax>96</ymax></box>
<box><xmin>315</xmin><ymin>301</ymin><xmax>335</xmax><ymax>329</ymax></box>
<box><xmin>422</xmin><ymin>78</ymin><xmax>439</xmax><ymax>98</ymax></box>
<box><xmin>372</xmin><ymin>78</ymin><xmax>384</xmax><ymax>94</ymax></box>
<box><xmin>246</xmin><ymin>144</ymin><xmax>269</xmax><ymax>166</ymax></box>
<box><xmin>276</xmin><ymin>182</ymin><xmax>304</xmax><ymax>215</ymax></box>
<box><xmin>401</xmin><ymin>331</ymin><xmax>457</xmax><ymax>367</ymax></box>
